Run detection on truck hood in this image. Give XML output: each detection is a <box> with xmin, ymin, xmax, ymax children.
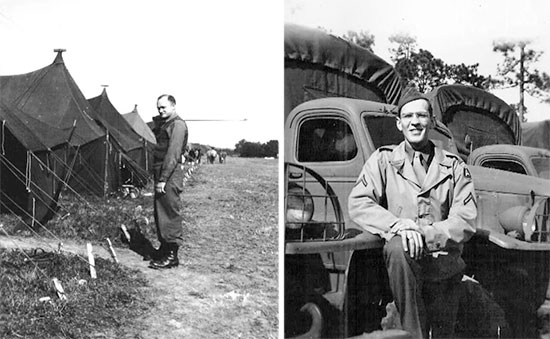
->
<box><xmin>471</xmin><ymin>165</ymin><xmax>550</xmax><ymax>197</ymax></box>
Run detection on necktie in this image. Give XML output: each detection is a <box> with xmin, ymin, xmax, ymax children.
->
<box><xmin>413</xmin><ymin>152</ymin><xmax>426</xmax><ymax>185</ymax></box>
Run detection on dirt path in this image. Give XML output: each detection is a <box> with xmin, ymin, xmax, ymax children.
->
<box><xmin>0</xmin><ymin>157</ymin><xmax>278</xmax><ymax>339</ymax></box>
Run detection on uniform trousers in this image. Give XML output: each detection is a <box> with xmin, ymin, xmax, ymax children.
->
<box><xmin>384</xmin><ymin>235</ymin><xmax>462</xmax><ymax>338</ymax></box>
<box><xmin>153</xmin><ymin>166</ymin><xmax>184</xmax><ymax>246</ymax></box>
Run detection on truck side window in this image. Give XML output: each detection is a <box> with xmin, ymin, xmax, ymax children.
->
<box><xmin>481</xmin><ymin>159</ymin><xmax>527</xmax><ymax>175</ymax></box>
<box><xmin>363</xmin><ymin>115</ymin><xmax>404</xmax><ymax>148</ymax></box>
<box><xmin>298</xmin><ymin>119</ymin><xmax>357</xmax><ymax>162</ymax></box>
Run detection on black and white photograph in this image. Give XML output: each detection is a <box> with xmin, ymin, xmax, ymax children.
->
<box><xmin>0</xmin><ymin>1</ymin><xmax>279</xmax><ymax>338</ymax></box>
<box><xmin>284</xmin><ymin>0</ymin><xmax>550</xmax><ymax>338</ymax></box>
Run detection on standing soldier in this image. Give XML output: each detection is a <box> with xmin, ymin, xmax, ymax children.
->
<box><xmin>149</xmin><ymin>94</ymin><xmax>188</xmax><ymax>269</ymax></box>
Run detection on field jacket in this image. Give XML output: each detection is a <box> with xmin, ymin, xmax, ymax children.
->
<box><xmin>349</xmin><ymin>141</ymin><xmax>477</xmax><ymax>268</ymax></box>
<box><xmin>152</xmin><ymin>115</ymin><xmax>188</xmax><ymax>182</ymax></box>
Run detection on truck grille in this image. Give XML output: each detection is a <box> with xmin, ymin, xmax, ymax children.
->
<box><xmin>530</xmin><ymin>197</ymin><xmax>550</xmax><ymax>243</ymax></box>
<box><xmin>285</xmin><ymin>163</ymin><xmax>345</xmax><ymax>242</ymax></box>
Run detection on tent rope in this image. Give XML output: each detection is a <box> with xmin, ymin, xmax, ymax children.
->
<box><xmin>0</xmin><ymin>199</ymin><xmax>91</xmax><ymax>267</ymax></box>
<box><xmin>0</xmin><ymin>154</ymin><xmax>69</xmax><ymax>216</ymax></box>
<box><xmin>28</xmin><ymin>151</ymin><xmax>95</xmax><ymax>209</ymax></box>
<box><xmin>60</xmin><ymin>145</ymin><xmax>108</xmax><ymax>192</ymax></box>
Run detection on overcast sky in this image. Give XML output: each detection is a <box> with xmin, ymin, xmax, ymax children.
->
<box><xmin>285</xmin><ymin>0</ymin><xmax>550</xmax><ymax>122</ymax></box>
<box><xmin>0</xmin><ymin>0</ymin><xmax>282</xmax><ymax>149</ymax></box>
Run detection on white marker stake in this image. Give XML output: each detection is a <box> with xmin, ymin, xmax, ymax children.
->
<box><xmin>105</xmin><ymin>238</ymin><xmax>119</xmax><ymax>263</ymax></box>
<box><xmin>87</xmin><ymin>243</ymin><xmax>97</xmax><ymax>279</ymax></box>
<box><xmin>120</xmin><ymin>224</ymin><xmax>131</xmax><ymax>242</ymax></box>
<box><xmin>52</xmin><ymin>278</ymin><xmax>67</xmax><ymax>300</ymax></box>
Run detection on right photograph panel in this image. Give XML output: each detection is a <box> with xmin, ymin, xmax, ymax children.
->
<box><xmin>283</xmin><ymin>2</ymin><xmax>550</xmax><ymax>338</ymax></box>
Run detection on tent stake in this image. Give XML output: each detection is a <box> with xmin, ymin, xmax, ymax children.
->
<box><xmin>87</xmin><ymin>243</ymin><xmax>97</xmax><ymax>279</ymax></box>
<box><xmin>105</xmin><ymin>238</ymin><xmax>118</xmax><ymax>263</ymax></box>
<box><xmin>52</xmin><ymin>278</ymin><xmax>67</xmax><ymax>300</ymax></box>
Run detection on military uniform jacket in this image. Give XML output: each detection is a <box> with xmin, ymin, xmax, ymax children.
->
<box><xmin>349</xmin><ymin>141</ymin><xmax>477</xmax><ymax>258</ymax></box>
<box><xmin>152</xmin><ymin>115</ymin><xmax>188</xmax><ymax>182</ymax></box>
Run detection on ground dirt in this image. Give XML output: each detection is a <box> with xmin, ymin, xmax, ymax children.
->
<box><xmin>0</xmin><ymin>156</ymin><xmax>279</xmax><ymax>339</ymax></box>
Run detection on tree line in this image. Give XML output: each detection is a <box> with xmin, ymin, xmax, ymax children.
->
<box><xmin>336</xmin><ymin>28</ymin><xmax>550</xmax><ymax>122</ymax></box>
<box><xmin>234</xmin><ymin>139</ymin><xmax>278</xmax><ymax>158</ymax></box>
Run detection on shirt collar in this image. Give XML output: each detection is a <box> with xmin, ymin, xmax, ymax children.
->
<box><xmin>404</xmin><ymin>140</ymin><xmax>434</xmax><ymax>163</ymax></box>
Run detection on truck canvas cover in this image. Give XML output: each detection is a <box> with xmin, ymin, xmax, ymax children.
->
<box><xmin>426</xmin><ymin>84</ymin><xmax>521</xmax><ymax>160</ymax></box>
<box><xmin>284</xmin><ymin>23</ymin><xmax>402</xmax><ymax>119</ymax></box>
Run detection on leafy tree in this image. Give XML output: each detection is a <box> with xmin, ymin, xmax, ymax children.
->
<box><xmin>263</xmin><ymin>140</ymin><xmax>279</xmax><ymax>158</ymax></box>
<box><xmin>343</xmin><ymin>30</ymin><xmax>375</xmax><ymax>52</ymax></box>
<box><xmin>389</xmin><ymin>33</ymin><xmax>489</xmax><ymax>92</ymax></box>
<box><xmin>448</xmin><ymin>63</ymin><xmax>488</xmax><ymax>89</ymax></box>
<box><xmin>492</xmin><ymin>40</ymin><xmax>550</xmax><ymax>121</ymax></box>
<box><xmin>395</xmin><ymin>49</ymin><xmax>447</xmax><ymax>92</ymax></box>
<box><xmin>389</xmin><ymin>33</ymin><xmax>418</xmax><ymax>62</ymax></box>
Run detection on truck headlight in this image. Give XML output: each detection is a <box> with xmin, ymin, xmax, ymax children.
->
<box><xmin>286</xmin><ymin>184</ymin><xmax>314</xmax><ymax>229</ymax></box>
<box><xmin>499</xmin><ymin>206</ymin><xmax>530</xmax><ymax>238</ymax></box>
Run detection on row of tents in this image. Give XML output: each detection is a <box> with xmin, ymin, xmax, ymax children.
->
<box><xmin>284</xmin><ymin>23</ymin><xmax>549</xmax><ymax>160</ymax></box>
<box><xmin>0</xmin><ymin>50</ymin><xmax>156</xmax><ymax>226</ymax></box>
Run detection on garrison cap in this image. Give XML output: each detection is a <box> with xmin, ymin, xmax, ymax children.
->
<box><xmin>397</xmin><ymin>86</ymin><xmax>430</xmax><ymax>114</ymax></box>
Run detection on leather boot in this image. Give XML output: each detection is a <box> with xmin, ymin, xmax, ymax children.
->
<box><xmin>148</xmin><ymin>243</ymin><xmax>179</xmax><ymax>269</ymax></box>
<box><xmin>144</xmin><ymin>241</ymin><xmax>168</xmax><ymax>261</ymax></box>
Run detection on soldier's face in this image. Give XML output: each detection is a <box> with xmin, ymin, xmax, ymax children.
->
<box><xmin>157</xmin><ymin>97</ymin><xmax>176</xmax><ymax>119</ymax></box>
<box><xmin>396</xmin><ymin>99</ymin><xmax>432</xmax><ymax>148</ymax></box>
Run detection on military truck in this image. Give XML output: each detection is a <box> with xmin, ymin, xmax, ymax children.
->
<box><xmin>469</xmin><ymin>144</ymin><xmax>550</xmax><ymax>180</ymax></box>
<box><xmin>284</xmin><ymin>97</ymin><xmax>550</xmax><ymax>338</ymax></box>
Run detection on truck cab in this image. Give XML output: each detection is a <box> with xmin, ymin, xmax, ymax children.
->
<box><xmin>469</xmin><ymin>144</ymin><xmax>550</xmax><ymax>180</ymax></box>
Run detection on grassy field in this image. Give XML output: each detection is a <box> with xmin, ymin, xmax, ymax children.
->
<box><xmin>0</xmin><ymin>156</ymin><xmax>278</xmax><ymax>339</ymax></box>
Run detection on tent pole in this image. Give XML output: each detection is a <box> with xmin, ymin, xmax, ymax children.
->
<box><xmin>104</xmin><ymin>134</ymin><xmax>109</xmax><ymax>197</ymax></box>
<box><xmin>143</xmin><ymin>139</ymin><xmax>148</xmax><ymax>173</ymax></box>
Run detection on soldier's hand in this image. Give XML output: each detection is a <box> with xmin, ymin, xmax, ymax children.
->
<box><xmin>390</xmin><ymin>218</ymin><xmax>420</xmax><ymax>234</ymax></box>
<box><xmin>399</xmin><ymin>230</ymin><xmax>424</xmax><ymax>260</ymax></box>
<box><xmin>155</xmin><ymin>182</ymin><xmax>166</xmax><ymax>194</ymax></box>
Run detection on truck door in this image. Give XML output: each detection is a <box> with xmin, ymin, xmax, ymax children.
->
<box><xmin>288</xmin><ymin>113</ymin><xmax>366</xmax><ymax>228</ymax></box>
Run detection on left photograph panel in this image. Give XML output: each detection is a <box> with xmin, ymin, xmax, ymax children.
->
<box><xmin>0</xmin><ymin>1</ymin><xmax>280</xmax><ymax>338</ymax></box>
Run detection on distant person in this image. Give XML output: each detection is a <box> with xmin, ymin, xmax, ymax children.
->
<box><xmin>149</xmin><ymin>94</ymin><xmax>188</xmax><ymax>269</ymax></box>
<box><xmin>348</xmin><ymin>87</ymin><xmax>477</xmax><ymax>338</ymax></box>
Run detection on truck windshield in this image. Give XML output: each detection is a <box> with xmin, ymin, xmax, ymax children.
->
<box><xmin>531</xmin><ymin>157</ymin><xmax>550</xmax><ymax>180</ymax></box>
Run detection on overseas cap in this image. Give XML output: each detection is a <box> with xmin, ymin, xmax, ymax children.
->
<box><xmin>397</xmin><ymin>86</ymin><xmax>430</xmax><ymax>114</ymax></box>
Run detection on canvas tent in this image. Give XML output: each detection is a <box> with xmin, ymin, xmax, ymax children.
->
<box><xmin>0</xmin><ymin>100</ymin><xmax>70</xmax><ymax>225</ymax></box>
<box><xmin>426</xmin><ymin>84</ymin><xmax>521</xmax><ymax>161</ymax></box>
<box><xmin>0</xmin><ymin>51</ymin><xmax>120</xmax><ymax>197</ymax></box>
<box><xmin>87</xmin><ymin>89</ymin><xmax>150</xmax><ymax>186</ymax></box>
<box><xmin>123</xmin><ymin>105</ymin><xmax>156</xmax><ymax>145</ymax></box>
<box><xmin>522</xmin><ymin>119</ymin><xmax>550</xmax><ymax>151</ymax></box>
<box><xmin>284</xmin><ymin>23</ymin><xmax>403</xmax><ymax>119</ymax></box>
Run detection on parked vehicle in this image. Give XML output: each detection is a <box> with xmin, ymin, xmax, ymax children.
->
<box><xmin>469</xmin><ymin>144</ymin><xmax>550</xmax><ymax>180</ymax></box>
